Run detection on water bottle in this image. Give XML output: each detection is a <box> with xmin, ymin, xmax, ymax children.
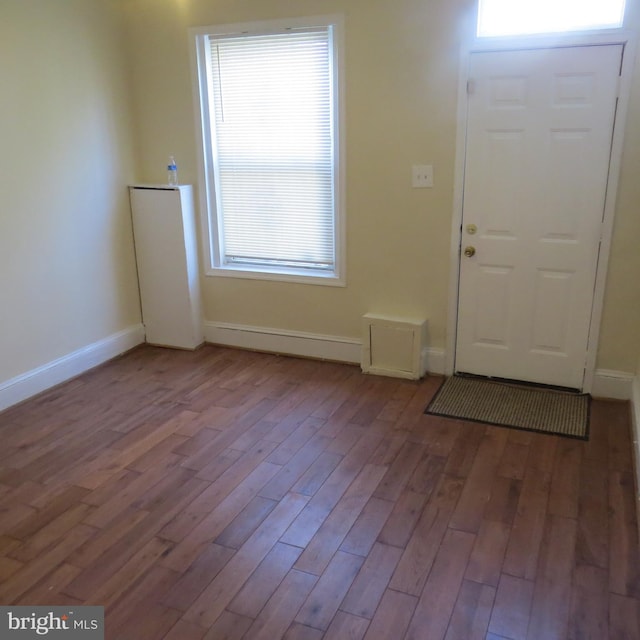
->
<box><xmin>167</xmin><ymin>155</ymin><xmax>178</xmax><ymax>186</ymax></box>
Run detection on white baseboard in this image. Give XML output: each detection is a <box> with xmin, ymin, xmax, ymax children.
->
<box><xmin>204</xmin><ymin>321</ymin><xmax>448</xmax><ymax>379</ymax></box>
<box><xmin>631</xmin><ymin>374</ymin><xmax>640</xmax><ymax>524</ymax></box>
<box><xmin>204</xmin><ymin>321</ymin><xmax>362</xmax><ymax>364</ymax></box>
<box><xmin>0</xmin><ymin>324</ymin><xmax>145</xmax><ymax>413</ymax></box>
<box><xmin>593</xmin><ymin>368</ymin><xmax>639</xmax><ymax>532</ymax></box>
<box><xmin>422</xmin><ymin>347</ymin><xmax>446</xmax><ymax>376</ymax></box>
<box><xmin>5</xmin><ymin>317</ymin><xmax>625</xmax><ymax>413</ymax></box>
<box><xmin>591</xmin><ymin>369</ymin><xmax>634</xmax><ymax>400</ymax></box>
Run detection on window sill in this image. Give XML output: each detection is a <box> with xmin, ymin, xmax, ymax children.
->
<box><xmin>206</xmin><ymin>265</ymin><xmax>346</xmax><ymax>287</ymax></box>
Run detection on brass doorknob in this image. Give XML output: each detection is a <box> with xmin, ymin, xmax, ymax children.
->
<box><xmin>464</xmin><ymin>246</ymin><xmax>476</xmax><ymax>257</ymax></box>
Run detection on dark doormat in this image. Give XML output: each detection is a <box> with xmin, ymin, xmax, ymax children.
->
<box><xmin>425</xmin><ymin>374</ymin><xmax>590</xmax><ymax>440</ymax></box>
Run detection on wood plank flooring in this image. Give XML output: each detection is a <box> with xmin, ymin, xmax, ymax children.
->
<box><xmin>0</xmin><ymin>344</ymin><xmax>639</xmax><ymax>639</ymax></box>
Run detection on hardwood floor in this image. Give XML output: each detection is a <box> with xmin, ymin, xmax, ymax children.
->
<box><xmin>0</xmin><ymin>344</ymin><xmax>639</xmax><ymax>639</ymax></box>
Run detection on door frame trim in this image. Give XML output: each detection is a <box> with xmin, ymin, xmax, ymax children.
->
<box><xmin>445</xmin><ymin>30</ymin><xmax>637</xmax><ymax>393</ymax></box>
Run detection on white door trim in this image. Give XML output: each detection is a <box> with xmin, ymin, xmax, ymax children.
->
<box><xmin>446</xmin><ymin>30</ymin><xmax>637</xmax><ymax>393</ymax></box>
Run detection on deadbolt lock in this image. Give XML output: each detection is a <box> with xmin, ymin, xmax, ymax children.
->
<box><xmin>466</xmin><ymin>224</ymin><xmax>478</xmax><ymax>235</ymax></box>
<box><xmin>464</xmin><ymin>246</ymin><xmax>476</xmax><ymax>258</ymax></box>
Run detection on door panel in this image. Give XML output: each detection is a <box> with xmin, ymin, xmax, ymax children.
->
<box><xmin>530</xmin><ymin>269</ymin><xmax>573</xmax><ymax>353</ymax></box>
<box><xmin>456</xmin><ymin>45</ymin><xmax>622</xmax><ymax>389</ymax></box>
<box><xmin>473</xmin><ymin>266</ymin><xmax>513</xmax><ymax>346</ymax></box>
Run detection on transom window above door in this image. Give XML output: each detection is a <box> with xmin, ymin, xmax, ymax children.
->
<box><xmin>477</xmin><ymin>0</ymin><xmax>627</xmax><ymax>37</ymax></box>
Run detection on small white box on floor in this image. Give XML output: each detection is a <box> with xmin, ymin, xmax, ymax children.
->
<box><xmin>361</xmin><ymin>314</ymin><xmax>428</xmax><ymax>380</ymax></box>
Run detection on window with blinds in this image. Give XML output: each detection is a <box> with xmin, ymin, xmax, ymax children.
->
<box><xmin>191</xmin><ymin>18</ymin><xmax>344</xmax><ymax>284</ymax></box>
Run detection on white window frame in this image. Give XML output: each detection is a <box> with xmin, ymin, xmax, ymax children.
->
<box><xmin>189</xmin><ymin>15</ymin><xmax>346</xmax><ymax>286</ymax></box>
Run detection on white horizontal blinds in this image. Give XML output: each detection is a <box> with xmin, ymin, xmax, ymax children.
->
<box><xmin>208</xmin><ymin>28</ymin><xmax>335</xmax><ymax>270</ymax></box>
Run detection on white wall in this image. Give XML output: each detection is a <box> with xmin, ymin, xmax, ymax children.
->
<box><xmin>0</xmin><ymin>0</ymin><xmax>142</xmax><ymax>407</ymax></box>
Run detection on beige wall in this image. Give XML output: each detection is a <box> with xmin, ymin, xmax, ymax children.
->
<box><xmin>598</xmin><ymin>27</ymin><xmax>640</xmax><ymax>373</ymax></box>
<box><xmin>122</xmin><ymin>0</ymin><xmax>640</xmax><ymax>374</ymax></box>
<box><xmin>3</xmin><ymin>0</ymin><xmax>638</xmax><ymax>390</ymax></box>
<box><xmin>0</xmin><ymin>0</ymin><xmax>141</xmax><ymax>384</ymax></box>
<box><xmin>122</xmin><ymin>0</ymin><xmax>476</xmax><ymax>345</ymax></box>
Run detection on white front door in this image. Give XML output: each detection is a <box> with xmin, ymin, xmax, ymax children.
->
<box><xmin>455</xmin><ymin>45</ymin><xmax>622</xmax><ymax>390</ymax></box>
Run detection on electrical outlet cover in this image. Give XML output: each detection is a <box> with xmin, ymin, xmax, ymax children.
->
<box><xmin>412</xmin><ymin>164</ymin><xmax>434</xmax><ymax>188</ymax></box>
